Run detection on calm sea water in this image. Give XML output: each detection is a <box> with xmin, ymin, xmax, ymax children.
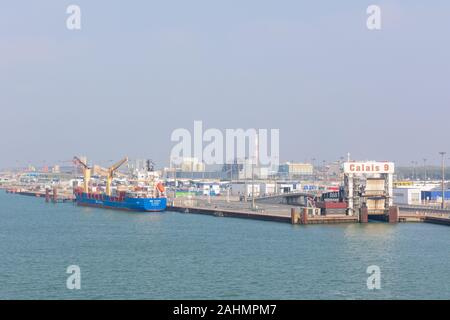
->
<box><xmin>0</xmin><ymin>191</ymin><xmax>449</xmax><ymax>300</ymax></box>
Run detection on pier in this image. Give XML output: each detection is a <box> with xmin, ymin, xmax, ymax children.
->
<box><xmin>168</xmin><ymin>197</ymin><xmax>366</xmax><ymax>225</ymax></box>
<box><xmin>169</xmin><ymin>204</ymin><xmax>292</xmax><ymax>223</ymax></box>
<box><xmin>168</xmin><ymin>197</ymin><xmax>450</xmax><ymax>226</ymax></box>
<box><xmin>168</xmin><ymin>203</ymin><xmax>359</xmax><ymax>224</ymax></box>
<box><xmin>397</xmin><ymin>205</ymin><xmax>450</xmax><ymax>226</ymax></box>
<box><xmin>5</xmin><ymin>187</ymin><xmax>75</xmax><ymax>203</ymax></box>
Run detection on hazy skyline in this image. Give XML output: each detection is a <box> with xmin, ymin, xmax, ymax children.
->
<box><xmin>1</xmin><ymin>1</ymin><xmax>450</xmax><ymax>168</ymax></box>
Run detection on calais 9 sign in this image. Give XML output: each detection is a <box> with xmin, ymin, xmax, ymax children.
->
<box><xmin>343</xmin><ymin>162</ymin><xmax>394</xmax><ymax>174</ymax></box>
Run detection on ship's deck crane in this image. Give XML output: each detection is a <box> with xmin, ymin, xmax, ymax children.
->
<box><xmin>73</xmin><ymin>156</ymin><xmax>91</xmax><ymax>193</ymax></box>
<box><xmin>93</xmin><ymin>157</ymin><xmax>128</xmax><ymax>196</ymax></box>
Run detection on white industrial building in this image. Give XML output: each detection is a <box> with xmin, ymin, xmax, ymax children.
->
<box><xmin>172</xmin><ymin>157</ymin><xmax>206</xmax><ymax>172</ymax></box>
<box><xmin>278</xmin><ymin>162</ymin><xmax>313</xmax><ymax>178</ymax></box>
<box><xmin>230</xmin><ymin>181</ymin><xmax>301</xmax><ymax>197</ymax></box>
<box><xmin>238</xmin><ymin>158</ymin><xmax>269</xmax><ymax>180</ymax></box>
<box><xmin>276</xmin><ymin>182</ymin><xmax>302</xmax><ymax>193</ymax></box>
<box><xmin>393</xmin><ymin>188</ymin><xmax>422</xmax><ymax>205</ymax></box>
<box><xmin>230</xmin><ymin>182</ymin><xmax>261</xmax><ymax>197</ymax></box>
<box><xmin>260</xmin><ymin>183</ymin><xmax>276</xmax><ymax>196</ymax></box>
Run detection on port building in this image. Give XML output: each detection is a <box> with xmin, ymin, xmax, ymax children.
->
<box><xmin>278</xmin><ymin>162</ymin><xmax>314</xmax><ymax>179</ymax></box>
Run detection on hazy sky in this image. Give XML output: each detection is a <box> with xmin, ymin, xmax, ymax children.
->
<box><xmin>1</xmin><ymin>1</ymin><xmax>449</xmax><ymax>169</ymax></box>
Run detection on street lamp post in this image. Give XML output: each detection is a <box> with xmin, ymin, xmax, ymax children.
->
<box><xmin>439</xmin><ymin>152</ymin><xmax>446</xmax><ymax>209</ymax></box>
<box><xmin>423</xmin><ymin>158</ymin><xmax>427</xmax><ymax>183</ymax></box>
<box><xmin>312</xmin><ymin>158</ymin><xmax>316</xmax><ymax>184</ymax></box>
<box><xmin>322</xmin><ymin>160</ymin><xmax>326</xmax><ymax>181</ymax></box>
<box><xmin>173</xmin><ymin>167</ymin><xmax>177</xmax><ymax>200</ymax></box>
<box><xmin>251</xmin><ymin>161</ymin><xmax>255</xmax><ymax>210</ymax></box>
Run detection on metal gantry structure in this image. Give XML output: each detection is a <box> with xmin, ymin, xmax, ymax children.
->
<box><xmin>343</xmin><ymin>161</ymin><xmax>394</xmax><ymax>216</ymax></box>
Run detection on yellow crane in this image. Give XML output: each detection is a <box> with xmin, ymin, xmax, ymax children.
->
<box><xmin>73</xmin><ymin>156</ymin><xmax>91</xmax><ymax>193</ymax></box>
<box><xmin>93</xmin><ymin>157</ymin><xmax>128</xmax><ymax>196</ymax></box>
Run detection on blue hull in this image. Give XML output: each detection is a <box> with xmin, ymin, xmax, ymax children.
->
<box><xmin>75</xmin><ymin>193</ymin><xmax>166</xmax><ymax>212</ymax></box>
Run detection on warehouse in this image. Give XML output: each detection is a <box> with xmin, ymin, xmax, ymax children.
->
<box><xmin>278</xmin><ymin>162</ymin><xmax>313</xmax><ymax>178</ymax></box>
<box><xmin>393</xmin><ymin>188</ymin><xmax>422</xmax><ymax>205</ymax></box>
<box><xmin>230</xmin><ymin>182</ymin><xmax>261</xmax><ymax>197</ymax></box>
<box><xmin>421</xmin><ymin>190</ymin><xmax>450</xmax><ymax>202</ymax></box>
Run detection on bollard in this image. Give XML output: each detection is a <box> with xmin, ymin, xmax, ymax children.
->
<box><xmin>291</xmin><ymin>208</ymin><xmax>300</xmax><ymax>224</ymax></box>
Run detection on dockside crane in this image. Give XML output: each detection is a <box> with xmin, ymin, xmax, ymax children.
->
<box><xmin>73</xmin><ymin>156</ymin><xmax>91</xmax><ymax>193</ymax></box>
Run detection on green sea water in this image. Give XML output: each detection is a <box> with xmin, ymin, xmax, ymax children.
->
<box><xmin>0</xmin><ymin>191</ymin><xmax>449</xmax><ymax>300</ymax></box>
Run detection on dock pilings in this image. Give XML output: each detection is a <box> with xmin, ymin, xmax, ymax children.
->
<box><xmin>290</xmin><ymin>207</ymin><xmax>309</xmax><ymax>225</ymax></box>
<box><xmin>359</xmin><ymin>205</ymin><xmax>369</xmax><ymax>223</ymax></box>
<box><xmin>388</xmin><ymin>206</ymin><xmax>399</xmax><ymax>223</ymax></box>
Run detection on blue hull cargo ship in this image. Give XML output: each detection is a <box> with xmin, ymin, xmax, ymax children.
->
<box><xmin>75</xmin><ymin>192</ymin><xmax>167</xmax><ymax>212</ymax></box>
<box><xmin>72</xmin><ymin>156</ymin><xmax>167</xmax><ymax>212</ymax></box>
